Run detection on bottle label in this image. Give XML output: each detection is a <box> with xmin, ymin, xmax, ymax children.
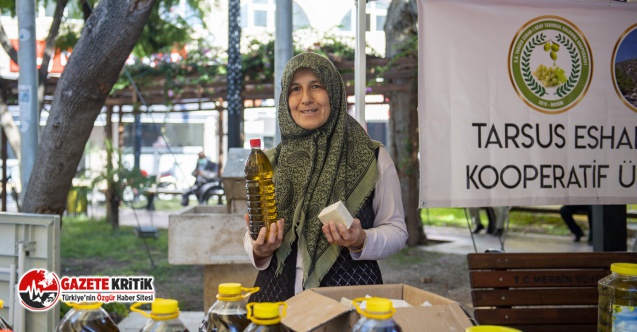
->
<box><xmin>611</xmin><ymin>304</ymin><xmax>637</xmax><ymax>331</ymax></box>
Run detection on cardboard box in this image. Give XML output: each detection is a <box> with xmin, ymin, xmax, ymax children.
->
<box><xmin>282</xmin><ymin>284</ymin><xmax>473</xmax><ymax>332</ymax></box>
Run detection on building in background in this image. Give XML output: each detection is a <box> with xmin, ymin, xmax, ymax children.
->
<box><xmin>0</xmin><ymin>0</ymin><xmax>391</xmax><ymax>191</ymax></box>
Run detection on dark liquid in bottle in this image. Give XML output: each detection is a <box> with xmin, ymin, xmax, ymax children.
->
<box><xmin>209</xmin><ymin>313</ymin><xmax>250</xmax><ymax>332</ymax></box>
<box><xmin>59</xmin><ymin>318</ymin><xmax>120</xmax><ymax>332</ymax></box>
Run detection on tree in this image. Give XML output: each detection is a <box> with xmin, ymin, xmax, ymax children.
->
<box><xmin>20</xmin><ymin>0</ymin><xmax>157</xmax><ymax>214</ymax></box>
<box><xmin>385</xmin><ymin>0</ymin><xmax>425</xmax><ymax>246</ymax></box>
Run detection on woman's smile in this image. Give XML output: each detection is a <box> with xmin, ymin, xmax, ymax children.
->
<box><xmin>288</xmin><ymin>68</ymin><xmax>331</xmax><ymax>130</ymax></box>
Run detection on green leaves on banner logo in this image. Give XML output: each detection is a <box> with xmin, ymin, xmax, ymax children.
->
<box><xmin>522</xmin><ymin>34</ymin><xmax>547</xmax><ymax>97</ymax></box>
<box><xmin>554</xmin><ymin>34</ymin><xmax>581</xmax><ymax>98</ymax></box>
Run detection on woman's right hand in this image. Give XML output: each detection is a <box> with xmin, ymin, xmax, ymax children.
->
<box><xmin>245</xmin><ymin>214</ymin><xmax>285</xmax><ymax>260</ymax></box>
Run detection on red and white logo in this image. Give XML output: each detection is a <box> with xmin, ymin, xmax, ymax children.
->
<box><xmin>17</xmin><ymin>269</ymin><xmax>155</xmax><ymax>310</ymax></box>
<box><xmin>17</xmin><ymin>269</ymin><xmax>60</xmax><ymax>312</ymax></box>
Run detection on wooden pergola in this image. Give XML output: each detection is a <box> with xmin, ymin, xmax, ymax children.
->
<box><xmin>0</xmin><ymin>56</ymin><xmax>416</xmax><ymax>183</ymax></box>
<box><xmin>0</xmin><ymin>57</ymin><xmax>416</xmax><ymax>111</ymax></box>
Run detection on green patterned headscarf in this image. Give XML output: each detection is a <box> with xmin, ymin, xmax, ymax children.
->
<box><xmin>265</xmin><ymin>52</ymin><xmax>379</xmax><ymax>289</ymax></box>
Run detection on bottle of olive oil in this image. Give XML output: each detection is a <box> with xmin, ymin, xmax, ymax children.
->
<box><xmin>243</xmin><ymin>302</ymin><xmax>289</xmax><ymax>332</ymax></box>
<box><xmin>55</xmin><ymin>302</ymin><xmax>120</xmax><ymax>332</ymax></box>
<box><xmin>598</xmin><ymin>263</ymin><xmax>637</xmax><ymax>332</ymax></box>
<box><xmin>199</xmin><ymin>283</ymin><xmax>259</xmax><ymax>332</ymax></box>
<box><xmin>245</xmin><ymin>139</ymin><xmax>277</xmax><ymax>240</ymax></box>
<box><xmin>351</xmin><ymin>297</ymin><xmax>402</xmax><ymax>332</ymax></box>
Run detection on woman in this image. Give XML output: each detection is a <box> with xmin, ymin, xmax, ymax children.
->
<box><xmin>244</xmin><ymin>52</ymin><xmax>408</xmax><ymax>302</ymax></box>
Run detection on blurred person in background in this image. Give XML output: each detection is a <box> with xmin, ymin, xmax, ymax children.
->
<box><xmin>181</xmin><ymin>152</ymin><xmax>219</xmax><ymax>206</ymax></box>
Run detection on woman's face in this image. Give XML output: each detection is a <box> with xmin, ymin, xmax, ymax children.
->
<box><xmin>288</xmin><ymin>68</ymin><xmax>331</xmax><ymax>130</ymax></box>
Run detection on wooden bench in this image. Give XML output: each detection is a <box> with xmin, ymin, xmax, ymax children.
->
<box><xmin>467</xmin><ymin>252</ymin><xmax>637</xmax><ymax>332</ymax></box>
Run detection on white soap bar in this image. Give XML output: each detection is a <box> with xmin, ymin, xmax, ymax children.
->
<box><xmin>318</xmin><ymin>201</ymin><xmax>354</xmax><ymax>228</ymax></box>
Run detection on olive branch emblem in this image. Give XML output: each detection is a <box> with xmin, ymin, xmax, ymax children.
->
<box><xmin>521</xmin><ymin>33</ymin><xmax>547</xmax><ymax>97</ymax></box>
<box><xmin>554</xmin><ymin>34</ymin><xmax>580</xmax><ymax>98</ymax></box>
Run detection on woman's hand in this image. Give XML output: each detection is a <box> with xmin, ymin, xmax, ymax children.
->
<box><xmin>245</xmin><ymin>214</ymin><xmax>285</xmax><ymax>260</ymax></box>
<box><xmin>322</xmin><ymin>218</ymin><xmax>365</xmax><ymax>248</ymax></box>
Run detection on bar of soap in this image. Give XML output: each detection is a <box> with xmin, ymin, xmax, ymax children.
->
<box><xmin>318</xmin><ymin>201</ymin><xmax>353</xmax><ymax>228</ymax></box>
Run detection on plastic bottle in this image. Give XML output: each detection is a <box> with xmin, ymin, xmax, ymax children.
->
<box><xmin>598</xmin><ymin>262</ymin><xmax>637</xmax><ymax>331</ymax></box>
<box><xmin>245</xmin><ymin>138</ymin><xmax>277</xmax><ymax>240</ymax></box>
<box><xmin>198</xmin><ymin>283</ymin><xmax>259</xmax><ymax>332</ymax></box>
<box><xmin>0</xmin><ymin>299</ymin><xmax>13</xmax><ymax>332</ymax></box>
<box><xmin>131</xmin><ymin>298</ymin><xmax>189</xmax><ymax>332</ymax></box>
<box><xmin>244</xmin><ymin>302</ymin><xmax>289</xmax><ymax>332</ymax></box>
<box><xmin>55</xmin><ymin>302</ymin><xmax>120</xmax><ymax>332</ymax></box>
<box><xmin>351</xmin><ymin>297</ymin><xmax>402</xmax><ymax>332</ymax></box>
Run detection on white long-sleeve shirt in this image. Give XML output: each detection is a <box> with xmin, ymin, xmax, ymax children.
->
<box><xmin>243</xmin><ymin>146</ymin><xmax>408</xmax><ymax>294</ymax></box>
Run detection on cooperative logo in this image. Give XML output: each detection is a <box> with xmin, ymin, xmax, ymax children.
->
<box><xmin>509</xmin><ymin>16</ymin><xmax>593</xmax><ymax>114</ymax></box>
<box><xmin>17</xmin><ymin>269</ymin><xmax>155</xmax><ymax>312</ymax></box>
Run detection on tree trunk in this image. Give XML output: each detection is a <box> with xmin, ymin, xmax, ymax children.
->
<box><xmin>21</xmin><ymin>0</ymin><xmax>157</xmax><ymax>214</ymax></box>
<box><xmin>385</xmin><ymin>0</ymin><xmax>425</xmax><ymax>246</ymax></box>
<box><xmin>104</xmin><ymin>105</ymin><xmax>119</xmax><ymax>229</ymax></box>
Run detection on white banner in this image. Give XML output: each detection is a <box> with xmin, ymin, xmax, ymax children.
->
<box><xmin>418</xmin><ymin>0</ymin><xmax>637</xmax><ymax>207</ymax></box>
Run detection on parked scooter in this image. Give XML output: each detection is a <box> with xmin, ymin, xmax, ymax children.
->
<box><xmin>181</xmin><ymin>170</ymin><xmax>224</xmax><ymax>206</ymax></box>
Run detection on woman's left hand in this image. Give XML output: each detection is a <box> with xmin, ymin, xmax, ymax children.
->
<box><xmin>322</xmin><ymin>218</ymin><xmax>365</xmax><ymax>248</ymax></box>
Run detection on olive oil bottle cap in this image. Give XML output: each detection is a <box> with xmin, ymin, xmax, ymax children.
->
<box><xmin>151</xmin><ymin>298</ymin><xmax>179</xmax><ymax>315</ymax></box>
<box><xmin>250</xmin><ymin>139</ymin><xmax>261</xmax><ymax>148</ymax></box>
<box><xmin>364</xmin><ymin>298</ymin><xmax>393</xmax><ymax>315</ymax></box>
<box><xmin>70</xmin><ymin>302</ymin><xmax>103</xmax><ymax>310</ymax></box>
<box><xmin>218</xmin><ymin>283</ymin><xmax>242</xmax><ymax>296</ymax></box>
<box><xmin>611</xmin><ymin>263</ymin><xmax>637</xmax><ymax>276</ymax></box>
<box><xmin>247</xmin><ymin>302</ymin><xmax>287</xmax><ymax>325</ymax></box>
<box><xmin>253</xmin><ymin>302</ymin><xmax>279</xmax><ymax>319</ymax></box>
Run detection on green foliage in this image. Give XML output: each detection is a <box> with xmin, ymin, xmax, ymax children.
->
<box><xmin>113</xmin><ymin>28</ymin><xmax>376</xmax><ymax>94</ymax></box>
<box><xmin>133</xmin><ymin>9</ymin><xmax>190</xmax><ymax>58</ymax></box>
<box><xmin>242</xmin><ymin>37</ymin><xmax>276</xmax><ymax>82</ymax></box>
<box><xmin>0</xmin><ymin>0</ymin><xmax>61</xmax><ymax>17</ymax></box>
<box><xmin>103</xmin><ymin>302</ymin><xmax>130</xmax><ymax>321</ymax></box>
<box><xmin>91</xmin><ymin>140</ymin><xmax>152</xmax><ymax>204</ymax></box>
<box><xmin>420</xmin><ymin>207</ymin><xmax>637</xmax><ymax>236</ymax></box>
<box><xmin>61</xmin><ymin>215</ymin><xmax>169</xmax><ymax>264</ymax></box>
<box><xmin>59</xmin><ymin>302</ymin><xmax>71</xmax><ymax>319</ymax></box>
<box><xmin>420</xmin><ymin>208</ymin><xmax>573</xmax><ymax>235</ymax></box>
<box><xmin>60</xmin><ymin>215</ymin><xmax>202</xmax><ymax>311</ymax></box>
<box><xmin>616</xmin><ymin>67</ymin><xmax>636</xmax><ymax>95</ymax></box>
<box><xmin>55</xmin><ymin>23</ymin><xmax>81</xmax><ymax>50</ymax></box>
<box><xmin>0</xmin><ymin>0</ymin><xmax>16</xmax><ymax>16</ymax></box>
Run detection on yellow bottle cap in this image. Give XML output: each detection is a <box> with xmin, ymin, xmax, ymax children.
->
<box><xmin>611</xmin><ymin>263</ymin><xmax>637</xmax><ymax>276</ymax></box>
<box><xmin>253</xmin><ymin>302</ymin><xmax>280</xmax><ymax>319</ymax></box>
<box><xmin>364</xmin><ymin>298</ymin><xmax>393</xmax><ymax>315</ymax></box>
<box><xmin>71</xmin><ymin>302</ymin><xmax>103</xmax><ymax>310</ymax></box>
<box><xmin>151</xmin><ymin>298</ymin><xmax>179</xmax><ymax>315</ymax></box>
<box><xmin>0</xmin><ymin>299</ymin><xmax>3</xmax><ymax>309</ymax></box>
<box><xmin>218</xmin><ymin>283</ymin><xmax>242</xmax><ymax>296</ymax></box>
<box><xmin>466</xmin><ymin>326</ymin><xmax>522</xmax><ymax>332</ymax></box>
